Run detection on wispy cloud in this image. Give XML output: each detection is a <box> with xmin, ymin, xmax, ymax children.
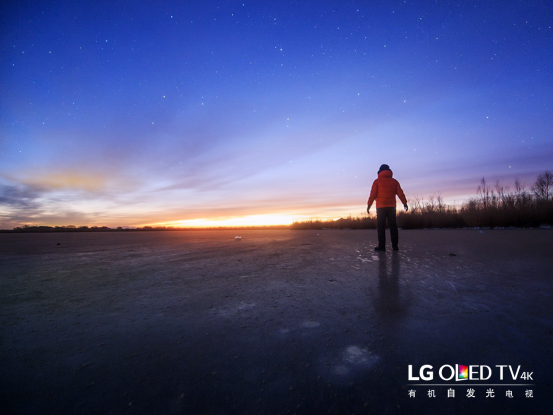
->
<box><xmin>0</xmin><ymin>184</ymin><xmax>42</xmax><ymax>209</ymax></box>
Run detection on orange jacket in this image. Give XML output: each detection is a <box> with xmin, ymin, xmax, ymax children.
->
<box><xmin>367</xmin><ymin>170</ymin><xmax>407</xmax><ymax>208</ymax></box>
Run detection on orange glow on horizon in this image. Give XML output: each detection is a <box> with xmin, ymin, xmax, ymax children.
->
<box><xmin>149</xmin><ymin>213</ymin><xmax>342</xmax><ymax>228</ymax></box>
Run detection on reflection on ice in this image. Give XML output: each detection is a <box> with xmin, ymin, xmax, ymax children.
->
<box><xmin>373</xmin><ymin>252</ymin><xmax>410</xmax><ymax>318</ymax></box>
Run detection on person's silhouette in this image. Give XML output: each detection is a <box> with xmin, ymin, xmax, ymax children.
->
<box><xmin>367</xmin><ymin>164</ymin><xmax>408</xmax><ymax>251</ymax></box>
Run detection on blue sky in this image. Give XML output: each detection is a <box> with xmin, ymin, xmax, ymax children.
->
<box><xmin>1</xmin><ymin>0</ymin><xmax>552</xmax><ymax>227</ymax></box>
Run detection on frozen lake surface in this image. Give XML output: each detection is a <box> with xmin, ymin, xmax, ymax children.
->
<box><xmin>1</xmin><ymin>229</ymin><xmax>552</xmax><ymax>414</ymax></box>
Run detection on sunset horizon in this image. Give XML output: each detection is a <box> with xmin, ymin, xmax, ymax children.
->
<box><xmin>2</xmin><ymin>170</ymin><xmax>549</xmax><ymax>229</ymax></box>
<box><xmin>2</xmin><ymin>1</ymin><xmax>551</xmax><ymax>229</ymax></box>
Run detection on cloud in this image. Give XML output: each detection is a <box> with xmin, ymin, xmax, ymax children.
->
<box><xmin>0</xmin><ymin>183</ymin><xmax>44</xmax><ymax>228</ymax></box>
<box><xmin>20</xmin><ymin>172</ymin><xmax>109</xmax><ymax>192</ymax></box>
<box><xmin>0</xmin><ymin>184</ymin><xmax>42</xmax><ymax>209</ymax></box>
<box><xmin>0</xmin><ymin>178</ymin><xmax>116</xmax><ymax>228</ymax></box>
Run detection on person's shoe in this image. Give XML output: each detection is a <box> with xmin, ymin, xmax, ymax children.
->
<box><xmin>392</xmin><ymin>245</ymin><xmax>399</xmax><ymax>251</ymax></box>
<box><xmin>374</xmin><ymin>246</ymin><xmax>386</xmax><ymax>252</ymax></box>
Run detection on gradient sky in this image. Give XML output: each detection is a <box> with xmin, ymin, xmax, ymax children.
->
<box><xmin>1</xmin><ymin>0</ymin><xmax>552</xmax><ymax>228</ymax></box>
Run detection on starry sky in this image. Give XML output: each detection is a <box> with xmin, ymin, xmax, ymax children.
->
<box><xmin>1</xmin><ymin>0</ymin><xmax>552</xmax><ymax>228</ymax></box>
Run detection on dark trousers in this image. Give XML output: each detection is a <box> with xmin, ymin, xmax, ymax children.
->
<box><xmin>376</xmin><ymin>207</ymin><xmax>398</xmax><ymax>248</ymax></box>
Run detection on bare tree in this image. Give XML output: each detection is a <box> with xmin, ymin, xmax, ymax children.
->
<box><xmin>477</xmin><ymin>177</ymin><xmax>492</xmax><ymax>208</ymax></box>
<box><xmin>435</xmin><ymin>191</ymin><xmax>445</xmax><ymax>213</ymax></box>
<box><xmin>512</xmin><ymin>178</ymin><xmax>533</xmax><ymax>208</ymax></box>
<box><xmin>408</xmin><ymin>196</ymin><xmax>423</xmax><ymax>214</ymax></box>
<box><xmin>532</xmin><ymin>171</ymin><xmax>553</xmax><ymax>202</ymax></box>
<box><xmin>425</xmin><ymin>194</ymin><xmax>436</xmax><ymax>214</ymax></box>
<box><xmin>514</xmin><ymin>178</ymin><xmax>525</xmax><ymax>195</ymax></box>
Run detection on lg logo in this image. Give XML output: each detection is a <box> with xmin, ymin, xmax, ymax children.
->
<box><xmin>408</xmin><ymin>365</ymin><xmax>532</xmax><ymax>382</ymax></box>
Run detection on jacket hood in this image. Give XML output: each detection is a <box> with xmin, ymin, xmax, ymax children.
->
<box><xmin>378</xmin><ymin>170</ymin><xmax>393</xmax><ymax>179</ymax></box>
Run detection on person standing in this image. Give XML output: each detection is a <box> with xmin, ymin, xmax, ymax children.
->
<box><xmin>367</xmin><ymin>164</ymin><xmax>408</xmax><ymax>251</ymax></box>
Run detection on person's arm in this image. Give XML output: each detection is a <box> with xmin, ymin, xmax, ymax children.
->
<box><xmin>396</xmin><ymin>181</ymin><xmax>408</xmax><ymax>211</ymax></box>
<box><xmin>396</xmin><ymin>181</ymin><xmax>407</xmax><ymax>204</ymax></box>
<box><xmin>367</xmin><ymin>181</ymin><xmax>378</xmax><ymax>212</ymax></box>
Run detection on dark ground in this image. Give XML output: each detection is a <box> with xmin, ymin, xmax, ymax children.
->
<box><xmin>1</xmin><ymin>229</ymin><xmax>552</xmax><ymax>414</ymax></box>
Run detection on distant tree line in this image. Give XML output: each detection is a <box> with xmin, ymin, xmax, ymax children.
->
<box><xmin>5</xmin><ymin>225</ymin><xmax>114</xmax><ymax>233</ymax></box>
<box><xmin>291</xmin><ymin>171</ymin><xmax>553</xmax><ymax>230</ymax></box>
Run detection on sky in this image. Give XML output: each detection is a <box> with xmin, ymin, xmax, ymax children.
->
<box><xmin>1</xmin><ymin>0</ymin><xmax>552</xmax><ymax>228</ymax></box>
